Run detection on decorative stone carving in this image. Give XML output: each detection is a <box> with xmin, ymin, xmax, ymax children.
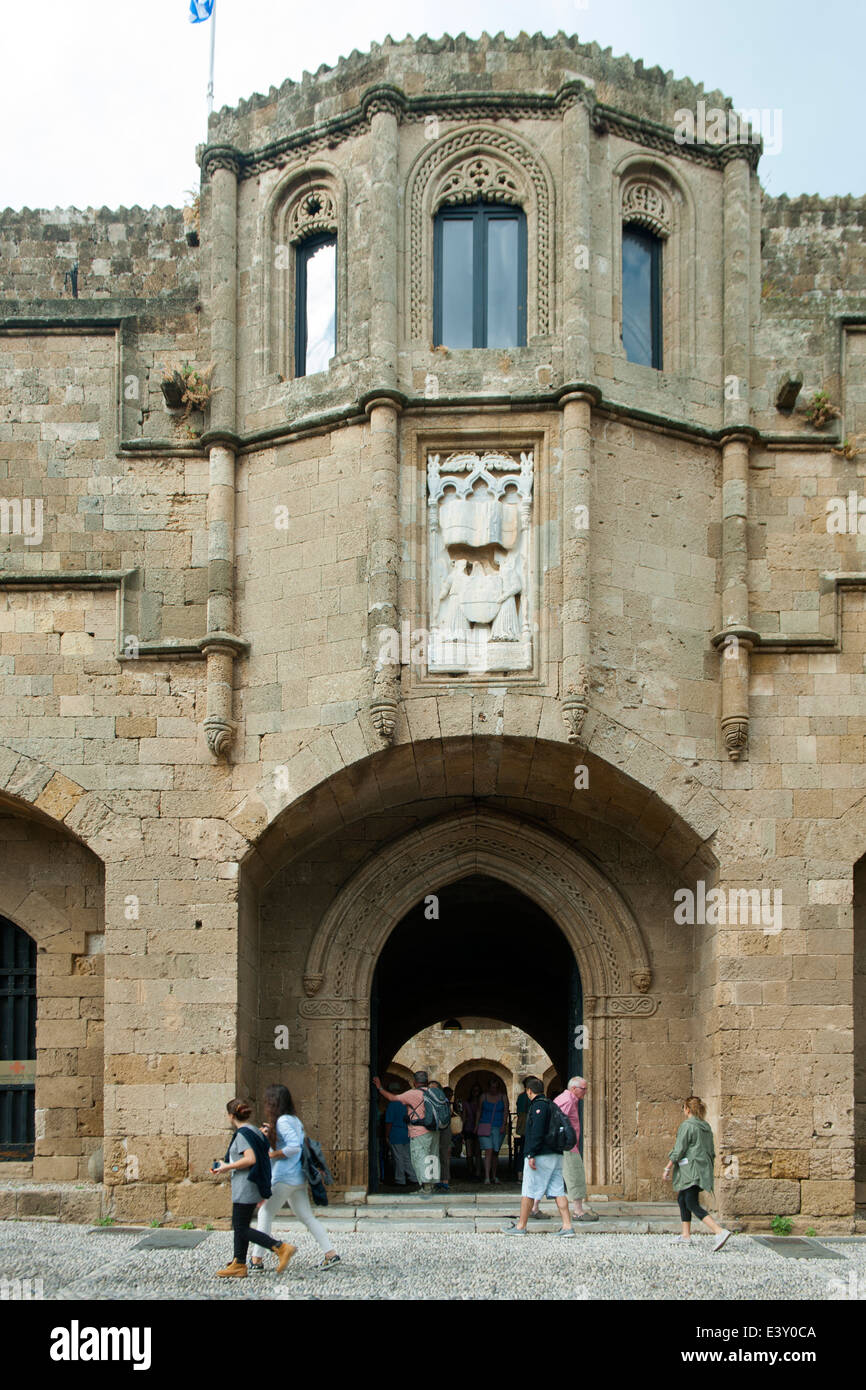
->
<box><xmin>584</xmin><ymin>992</ymin><xmax>658</xmax><ymax>1016</ymax></box>
<box><xmin>203</xmin><ymin>714</ymin><xmax>234</xmax><ymax>758</ymax></box>
<box><xmin>371</xmin><ymin>697</ymin><xmax>398</xmax><ymax>743</ymax></box>
<box><xmin>436</xmin><ymin>157</ymin><xmax>522</xmax><ymax>208</ymax></box>
<box><xmin>621</xmin><ymin>180</ymin><xmax>672</xmax><ymax>238</ymax></box>
<box><xmin>562</xmin><ymin>680</ymin><xmax>589</xmax><ymax>745</ymax></box>
<box><xmin>287</xmin><ymin>187</ymin><xmax>338</xmax><ymax>245</ymax></box>
<box><xmin>427</xmin><ymin>451</ymin><xmax>533</xmax><ymax>674</ymax></box>
<box><xmin>299</xmin><ymin>999</ymin><xmax>346</xmax><ymax>1017</ymax></box>
<box><xmin>303</xmin><ymin>973</ymin><xmax>324</xmax><ymax>997</ymax></box>
<box><xmin>631</xmin><ymin>969</ymin><xmax>652</xmax><ymax>994</ymax></box>
<box><xmin>722</xmin><ymin>715</ymin><xmax>749</xmax><ymax>760</ymax></box>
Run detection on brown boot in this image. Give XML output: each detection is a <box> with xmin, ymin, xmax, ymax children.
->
<box><xmin>216</xmin><ymin>1258</ymin><xmax>248</xmax><ymax>1278</ymax></box>
<box><xmin>274</xmin><ymin>1242</ymin><xmax>297</xmax><ymax>1273</ymax></box>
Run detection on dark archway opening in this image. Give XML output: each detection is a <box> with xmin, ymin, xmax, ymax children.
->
<box><xmin>370</xmin><ymin>875</ymin><xmax>581</xmax><ymax>1191</ymax></box>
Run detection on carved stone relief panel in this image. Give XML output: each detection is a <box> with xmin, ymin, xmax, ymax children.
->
<box><xmin>427</xmin><ymin>450</ymin><xmax>533</xmax><ymax>674</ymax></box>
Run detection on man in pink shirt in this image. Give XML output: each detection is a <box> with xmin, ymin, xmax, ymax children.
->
<box><xmin>554</xmin><ymin>1076</ymin><xmax>598</xmax><ymax>1222</ymax></box>
<box><xmin>373</xmin><ymin>1070</ymin><xmax>438</xmax><ymax>1195</ymax></box>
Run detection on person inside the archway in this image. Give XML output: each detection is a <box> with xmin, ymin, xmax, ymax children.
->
<box><xmin>384</xmin><ymin>1076</ymin><xmax>419</xmax><ymax>1190</ymax></box>
<box><xmin>462</xmin><ymin>1083</ymin><xmax>483</xmax><ymax>1179</ymax></box>
<box><xmin>502</xmin><ymin>1077</ymin><xmax>575</xmax><ymax>1238</ymax></box>
<box><xmin>478</xmin><ymin>1076</ymin><xmax>508</xmax><ymax>1185</ymax></box>
<box><xmin>428</xmin><ymin>1081</ymin><xmax>453</xmax><ymax>1193</ymax></box>
<box><xmin>373</xmin><ymin>1070</ymin><xmax>438</xmax><ymax>1196</ymax></box>
<box><xmin>663</xmin><ymin>1096</ymin><xmax>731</xmax><ymax>1251</ymax></box>
<box><xmin>554</xmin><ymin>1076</ymin><xmax>598</xmax><ymax>1223</ymax></box>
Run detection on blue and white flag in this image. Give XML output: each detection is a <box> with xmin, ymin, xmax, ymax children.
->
<box><xmin>189</xmin><ymin>0</ymin><xmax>214</xmax><ymax>22</ymax></box>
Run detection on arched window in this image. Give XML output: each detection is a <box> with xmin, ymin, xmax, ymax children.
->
<box><xmin>0</xmin><ymin>917</ymin><xmax>36</xmax><ymax>1160</ymax></box>
<box><xmin>295</xmin><ymin>232</ymin><xmax>337</xmax><ymax>378</ymax></box>
<box><xmin>622</xmin><ymin>225</ymin><xmax>662</xmax><ymax>369</ymax></box>
<box><xmin>433</xmin><ymin>201</ymin><xmax>527</xmax><ymax>349</ymax></box>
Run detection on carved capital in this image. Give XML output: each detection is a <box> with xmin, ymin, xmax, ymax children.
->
<box><xmin>203</xmin><ymin>715</ymin><xmax>234</xmax><ymax>758</ymax></box>
<box><xmin>562</xmin><ymin>696</ymin><xmax>589</xmax><ymax>746</ymax></box>
<box><xmin>202</xmin><ymin>146</ymin><xmax>242</xmax><ymax>180</ymax></box>
<box><xmin>371</xmin><ymin>698</ymin><xmax>398</xmax><ymax>744</ymax></box>
<box><xmin>631</xmin><ymin>969</ymin><xmax>652</xmax><ymax>994</ymax></box>
<box><xmin>361</xmin><ymin>85</ymin><xmax>407</xmax><ymax>123</ymax></box>
<box><xmin>303</xmin><ymin>973</ymin><xmax>324</xmax><ymax>998</ymax></box>
<box><xmin>722</xmin><ymin>715</ymin><xmax>749</xmax><ymax>761</ymax></box>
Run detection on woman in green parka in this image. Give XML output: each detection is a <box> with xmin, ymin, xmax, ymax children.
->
<box><xmin>663</xmin><ymin>1096</ymin><xmax>731</xmax><ymax>1250</ymax></box>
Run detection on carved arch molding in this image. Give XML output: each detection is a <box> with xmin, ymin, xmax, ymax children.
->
<box><xmin>299</xmin><ymin>807</ymin><xmax>654</xmax><ymax>1188</ymax></box>
<box><xmin>408</xmin><ymin>127</ymin><xmax>554</xmax><ymax>342</ymax></box>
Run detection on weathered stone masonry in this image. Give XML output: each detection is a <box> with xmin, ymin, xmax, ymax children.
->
<box><xmin>0</xmin><ymin>32</ymin><xmax>864</xmax><ymax>1227</ymax></box>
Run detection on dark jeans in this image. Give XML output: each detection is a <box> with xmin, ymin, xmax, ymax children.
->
<box><xmin>231</xmin><ymin>1202</ymin><xmax>282</xmax><ymax>1263</ymax></box>
<box><xmin>677</xmin><ymin>1185</ymin><xmax>708</xmax><ymax>1224</ymax></box>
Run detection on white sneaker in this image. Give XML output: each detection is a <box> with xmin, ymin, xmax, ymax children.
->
<box><xmin>713</xmin><ymin>1229</ymin><xmax>731</xmax><ymax>1252</ymax></box>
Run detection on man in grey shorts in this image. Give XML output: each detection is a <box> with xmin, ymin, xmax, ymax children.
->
<box><xmin>502</xmin><ymin>1076</ymin><xmax>574</xmax><ymax>1237</ymax></box>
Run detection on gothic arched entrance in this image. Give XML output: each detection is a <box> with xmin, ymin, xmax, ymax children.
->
<box><xmin>300</xmin><ymin>806</ymin><xmax>655</xmax><ymax>1190</ymax></box>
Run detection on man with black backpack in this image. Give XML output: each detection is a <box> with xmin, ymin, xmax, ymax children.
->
<box><xmin>502</xmin><ymin>1076</ymin><xmax>575</xmax><ymax>1237</ymax></box>
<box><xmin>374</xmin><ymin>1069</ymin><xmax>446</xmax><ymax>1196</ymax></box>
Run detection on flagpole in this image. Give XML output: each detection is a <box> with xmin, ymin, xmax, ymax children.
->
<box><xmin>206</xmin><ymin>0</ymin><xmax>216</xmax><ymax>117</ymax></box>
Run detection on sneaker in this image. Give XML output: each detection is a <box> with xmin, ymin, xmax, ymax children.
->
<box><xmin>557</xmin><ymin>1228</ymin><xmax>577</xmax><ymax>1238</ymax></box>
<box><xmin>575</xmin><ymin>1211</ymin><xmax>599</xmax><ymax>1222</ymax></box>
<box><xmin>249</xmin><ymin>1258</ymin><xmax>265</xmax><ymax>1272</ymax></box>
<box><xmin>501</xmin><ymin>1223</ymin><xmax>527</xmax><ymax>1235</ymax></box>
<box><xmin>319</xmin><ymin>1254</ymin><xmax>341</xmax><ymax>1270</ymax></box>
<box><xmin>713</xmin><ymin>1229</ymin><xmax>731</xmax><ymax>1252</ymax></box>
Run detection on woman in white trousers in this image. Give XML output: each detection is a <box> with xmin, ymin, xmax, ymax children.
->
<box><xmin>250</xmin><ymin>1083</ymin><xmax>340</xmax><ymax>1271</ymax></box>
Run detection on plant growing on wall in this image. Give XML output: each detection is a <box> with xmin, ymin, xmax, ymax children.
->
<box><xmin>182</xmin><ymin>191</ymin><xmax>200</xmax><ymax>246</ymax></box>
<box><xmin>160</xmin><ymin>362</ymin><xmax>215</xmax><ymax>418</ymax></box>
<box><xmin>801</xmin><ymin>390</ymin><xmax>841</xmax><ymax>429</ymax></box>
<box><xmin>832</xmin><ymin>434</ymin><xmax>866</xmax><ymax>460</ymax></box>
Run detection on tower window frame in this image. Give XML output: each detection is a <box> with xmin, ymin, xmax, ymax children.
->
<box><xmin>621</xmin><ymin>223</ymin><xmax>663</xmax><ymax>371</ymax></box>
<box><xmin>433</xmin><ymin>200</ymin><xmax>527</xmax><ymax>350</ymax></box>
<box><xmin>294</xmin><ymin>231</ymin><xmax>337</xmax><ymax>379</ymax></box>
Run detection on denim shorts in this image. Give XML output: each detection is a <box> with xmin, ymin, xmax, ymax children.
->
<box><xmin>478</xmin><ymin>1127</ymin><xmax>502</xmax><ymax>1151</ymax></box>
<box><xmin>521</xmin><ymin>1153</ymin><xmax>566</xmax><ymax>1200</ymax></box>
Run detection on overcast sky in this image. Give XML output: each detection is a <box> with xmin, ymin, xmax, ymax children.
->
<box><xmin>1</xmin><ymin>0</ymin><xmax>862</xmax><ymax>211</ymax></box>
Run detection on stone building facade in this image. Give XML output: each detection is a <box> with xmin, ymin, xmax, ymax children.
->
<box><xmin>0</xmin><ymin>33</ymin><xmax>864</xmax><ymax>1228</ymax></box>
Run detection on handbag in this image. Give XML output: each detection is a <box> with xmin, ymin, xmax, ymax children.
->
<box><xmin>477</xmin><ymin>1122</ymin><xmax>492</xmax><ymax>1138</ymax></box>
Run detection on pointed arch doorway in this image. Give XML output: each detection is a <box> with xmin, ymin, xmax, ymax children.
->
<box><xmin>301</xmin><ymin>807</ymin><xmax>655</xmax><ymax>1191</ymax></box>
<box><xmin>368</xmin><ymin>876</ymin><xmax>583</xmax><ymax>1191</ymax></box>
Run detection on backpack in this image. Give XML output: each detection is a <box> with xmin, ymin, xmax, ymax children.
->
<box><xmin>541</xmin><ymin>1098</ymin><xmax>577</xmax><ymax>1155</ymax></box>
<box><xmin>301</xmin><ymin>1134</ymin><xmax>334</xmax><ymax>1207</ymax></box>
<box><xmin>407</xmin><ymin>1086</ymin><xmax>451</xmax><ymax>1132</ymax></box>
<box><xmin>225</xmin><ymin>1125</ymin><xmax>273</xmax><ymax>1199</ymax></box>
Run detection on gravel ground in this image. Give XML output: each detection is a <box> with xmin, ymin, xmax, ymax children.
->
<box><xmin>0</xmin><ymin>1222</ymin><xmax>864</xmax><ymax>1301</ymax></box>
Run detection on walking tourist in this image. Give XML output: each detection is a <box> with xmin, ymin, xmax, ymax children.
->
<box><xmin>384</xmin><ymin>1077</ymin><xmax>418</xmax><ymax>1188</ymax></box>
<box><xmin>211</xmin><ymin>1098</ymin><xmax>296</xmax><ymax>1279</ymax></box>
<box><xmin>554</xmin><ymin>1076</ymin><xmax>598</xmax><ymax>1222</ymax></box>
<box><xmin>373</xmin><ymin>1071</ymin><xmax>439</xmax><ymax>1194</ymax></box>
<box><xmin>478</xmin><ymin>1075</ymin><xmax>508</xmax><ymax>1184</ymax></box>
<box><xmin>502</xmin><ymin>1076</ymin><xmax>575</xmax><ymax>1237</ymax></box>
<box><xmin>251</xmin><ymin>1084</ymin><xmax>340</xmax><ymax>1271</ymax></box>
<box><xmin>663</xmin><ymin>1096</ymin><xmax>731</xmax><ymax>1251</ymax></box>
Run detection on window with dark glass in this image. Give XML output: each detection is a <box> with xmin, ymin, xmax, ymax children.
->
<box><xmin>295</xmin><ymin>233</ymin><xmax>336</xmax><ymax>377</ymax></box>
<box><xmin>622</xmin><ymin>226</ymin><xmax>662</xmax><ymax>369</ymax></box>
<box><xmin>433</xmin><ymin>202</ymin><xmax>526</xmax><ymax>349</ymax></box>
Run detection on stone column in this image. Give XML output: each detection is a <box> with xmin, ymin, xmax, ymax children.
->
<box><xmin>560</xmin><ymin>391</ymin><xmax>594</xmax><ymax>743</ymax></box>
<box><xmin>367</xmin><ymin>93</ymin><xmax>401</xmax><ymax>389</ymax></box>
<box><xmin>364</xmin><ymin>91</ymin><xmax>403</xmax><ymax>740</ymax></box>
<box><xmin>716</xmin><ymin>433</ymin><xmax>758</xmax><ymax>760</ymax></box>
<box><xmin>560</xmin><ymin>88</ymin><xmax>593</xmax><ymax>383</ymax></box>
<box><xmin>367</xmin><ymin>398</ymin><xmax>401</xmax><ymax>742</ymax></box>
<box><xmin>722</xmin><ymin>150</ymin><xmax>751</xmax><ymax>432</ymax></box>
<box><xmin>201</xmin><ymin>150</ymin><xmax>245</xmax><ymax>757</ymax></box>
